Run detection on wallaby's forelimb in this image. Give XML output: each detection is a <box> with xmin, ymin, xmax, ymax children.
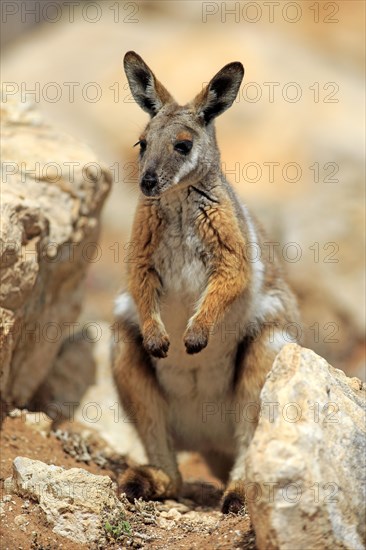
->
<box><xmin>128</xmin><ymin>201</ymin><xmax>169</xmax><ymax>358</ymax></box>
<box><xmin>184</xmin><ymin>199</ymin><xmax>250</xmax><ymax>353</ymax></box>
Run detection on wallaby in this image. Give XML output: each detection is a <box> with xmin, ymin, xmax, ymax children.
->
<box><xmin>112</xmin><ymin>51</ymin><xmax>300</xmax><ymax>513</ymax></box>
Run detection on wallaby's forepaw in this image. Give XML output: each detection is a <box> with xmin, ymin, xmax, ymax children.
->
<box><xmin>184</xmin><ymin>322</ymin><xmax>209</xmax><ymax>354</ymax></box>
<box><xmin>119</xmin><ymin>465</ymin><xmax>180</xmax><ymax>502</ymax></box>
<box><xmin>221</xmin><ymin>487</ymin><xmax>246</xmax><ymax>514</ymax></box>
<box><xmin>143</xmin><ymin>322</ymin><xmax>170</xmax><ymax>358</ymax></box>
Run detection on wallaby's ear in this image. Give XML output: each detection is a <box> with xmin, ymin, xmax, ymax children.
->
<box><xmin>124</xmin><ymin>51</ymin><xmax>174</xmax><ymax>117</ymax></box>
<box><xmin>192</xmin><ymin>62</ymin><xmax>244</xmax><ymax>124</ymax></box>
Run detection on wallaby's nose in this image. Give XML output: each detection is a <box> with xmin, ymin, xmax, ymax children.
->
<box><xmin>141</xmin><ymin>170</ymin><xmax>158</xmax><ymax>196</ymax></box>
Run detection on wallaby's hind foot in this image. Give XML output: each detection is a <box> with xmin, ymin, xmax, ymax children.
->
<box><xmin>221</xmin><ymin>482</ymin><xmax>246</xmax><ymax>514</ymax></box>
<box><xmin>120</xmin><ymin>465</ymin><xmax>181</xmax><ymax>502</ymax></box>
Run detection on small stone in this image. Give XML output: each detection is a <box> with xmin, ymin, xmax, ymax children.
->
<box><xmin>165</xmin><ymin>507</ymin><xmax>181</xmax><ymax>521</ymax></box>
<box><xmin>8</xmin><ymin>409</ymin><xmax>23</xmax><ymax>418</ymax></box>
<box><xmin>3</xmin><ymin>478</ymin><xmax>14</xmax><ymax>495</ymax></box>
<box><xmin>162</xmin><ymin>500</ymin><xmax>190</xmax><ymax>514</ymax></box>
<box><xmin>156</xmin><ymin>516</ymin><xmax>175</xmax><ymax>530</ymax></box>
<box><xmin>24</xmin><ymin>412</ymin><xmax>52</xmax><ymax>437</ymax></box>
<box><xmin>183</xmin><ymin>511</ymin><xmax>219</xmax><ymax>527</ymax></box>
<box><xmin>14</xmin><ymin>515</ymin><xmax>28</xmax><ymax>532</ymax></box>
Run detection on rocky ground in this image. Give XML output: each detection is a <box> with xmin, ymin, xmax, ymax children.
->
<box><xmin>1</xmin><ymin>345</ymin><xmax>365</xmax><ymax>550</ymax></box>
<box><xmin>0</xmin><ymin>414</ymin><xmax>255</xmax><ymax>549</ymax></box>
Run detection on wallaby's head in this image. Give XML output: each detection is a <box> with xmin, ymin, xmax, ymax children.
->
<box><xmin>124</xmin><ymin>51</ymin><xmax>244</xmax><ymax>197</ymax></box>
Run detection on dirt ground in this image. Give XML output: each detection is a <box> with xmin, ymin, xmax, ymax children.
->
<box><xmin>0</xmin><ymin>415</ymin><xmax>256</xmax><ymax>550</ymax></box>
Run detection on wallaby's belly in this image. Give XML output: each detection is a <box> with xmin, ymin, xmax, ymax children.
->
<box><xmin>155</xmin><ymin>290</ymin><xmax>244</xmax><ymax>455</ymax></box>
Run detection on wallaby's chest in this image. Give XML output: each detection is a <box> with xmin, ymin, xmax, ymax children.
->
<box><xmin>153</xmin><ymin>195</ymin><xmax>208</xmax><ymax>296</ymax></box>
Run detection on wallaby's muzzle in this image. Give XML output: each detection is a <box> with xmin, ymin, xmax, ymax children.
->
<box><xmin>140</xmin><ymin>170</ymin><xmax>159</xmax><ymax>196</ymax></box>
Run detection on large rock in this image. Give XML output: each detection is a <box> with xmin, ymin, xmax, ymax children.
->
<box><xmin>0</xmin><ymin>97</ymin><xmax>111</xmax><ymax>408</ymax></box>
<box><xmin>246</xmin><ymin>344</ymin><xmax>366</xmax><ymax>550</ymax></box>
<box><xmin>7</xmin><ymin>456</ymin><xmax>124</xmax><ymax>544</ymax></box>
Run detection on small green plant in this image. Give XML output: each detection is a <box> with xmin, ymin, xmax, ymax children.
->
<box><xmin>104</xmin><ymin>517</ymin><xmax>132</xmax><ymax>539</ymax></box>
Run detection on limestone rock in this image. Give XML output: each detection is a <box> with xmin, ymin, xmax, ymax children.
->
<box><xmin>8</xmin><ymin>456</ymin><xmax>124</xmax><ymax>544</ymax></box>
<box><xmin>0</xmin><ymin>97</ymin><xmax>111</xmax><ymax>408</ymax></box>
<box><xmin>246</xmin><ymin>344</ymin><xmax>366</xmax><ymax>550</ymax></box>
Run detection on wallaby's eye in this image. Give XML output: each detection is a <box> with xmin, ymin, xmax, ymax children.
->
<box><xmin>139</xmin><ymin>139</ymin><xmax>147</xmax><ymax>152</ymax></box>
<box><xmin>134</xmin><ymin>139</ymin><xmax>147</xmax><ymax>153</ymax></box>
<box><xmin>174</xmin><ymin>140</ymin><xmax>193</xmax><ymax>155</ymax></box>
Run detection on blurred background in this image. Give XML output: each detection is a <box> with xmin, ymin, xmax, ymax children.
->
<box><xmin>1</xmin><ymin>1</ymin><xmax>365</xmax><ymax>451</ymax></box>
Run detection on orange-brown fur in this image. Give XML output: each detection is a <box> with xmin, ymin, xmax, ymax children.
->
<box><xmin>127</xmin><ymin>202</ymin><xmax>169</xmax><ymax>357</ymax></box>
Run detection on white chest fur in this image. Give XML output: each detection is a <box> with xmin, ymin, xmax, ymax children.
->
<box><xmin>153</xmin><ymin>193</ymin><xmax>207</xmax><ymax>296</ymax></box>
